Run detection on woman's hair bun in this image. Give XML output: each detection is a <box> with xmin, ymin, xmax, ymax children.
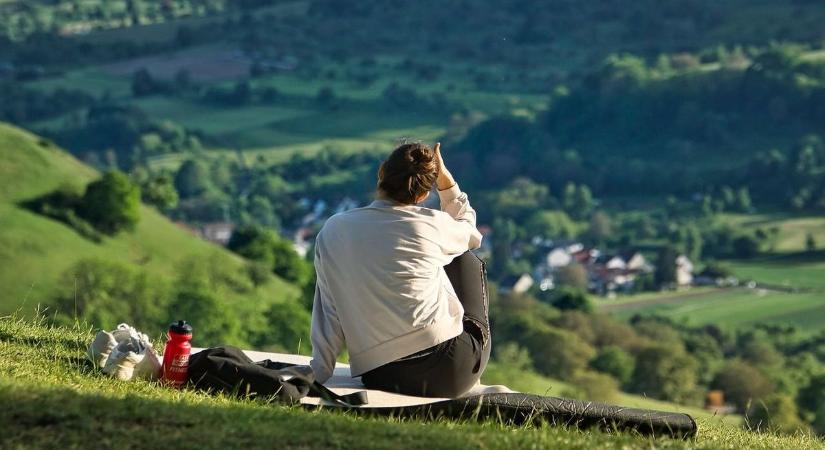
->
<box><xmin>408</xmin><ymin>145</ymin><xmax>435</xmax><ymax>167</ymax></box>
<box><xmin>378</xmin><ymin>142</ymin><xmax>439</xmax><ymax>204</ymax></box>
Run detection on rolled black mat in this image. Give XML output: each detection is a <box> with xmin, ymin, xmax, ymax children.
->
<box><xmin>324</xmin><ymin>393</ymin><xmax>698</xmax><ymax>439</ymax></box>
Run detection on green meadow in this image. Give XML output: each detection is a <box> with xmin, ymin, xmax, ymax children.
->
<box><xmin>604</xmin><ymin>289</ymin><xmax>825</xmax><ymax>336</ymax></box>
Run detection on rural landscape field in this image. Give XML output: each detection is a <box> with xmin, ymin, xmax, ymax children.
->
<box><xmin>2</xmin><ymin>0</ymin><xmax>825</xmax><ymax>448</ymax></box>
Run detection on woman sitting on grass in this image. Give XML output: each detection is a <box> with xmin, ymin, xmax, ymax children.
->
<box><xmin>310</xmin><ymin>142</ymin><xmax>490</xmax><ymax>398</ymax></box>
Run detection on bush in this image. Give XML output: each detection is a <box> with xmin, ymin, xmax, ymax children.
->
<box><xmin>549</xmin><ymin>287</ymin><xmax>593</xmax><ymax>312</ymax></box>
<box><xmin>53</xmin><ymin>259</ymin><xmax>169</xmax><ymax>331</ymax></box>
<box><xmin>733</xmin><ymin>234</ymin><xmax>761</xmax><ymax>258</ymax></box>
<box><xmin>629</xmin><ymin>345</ymin><xmax>700</xmax><ymax>404</ymax></box>
<box><xmin>246</xmin><ymin>261</ymin><xmax>272</xmax><ymax>287</ymax></box>
<box><xmin>797</xmin><ymin>374</ymin><xmax>825</xmax><ymax>416</ymax></box>
<box><xmin>493</xmin><ymin>342</ymin><xmax>534</xmax><ymax>371</ymax></box>
<box><xmin>168</xmin><ymin>287</ymin><xmax>243</xmax><ymax>347</ymax></box>
<box><xmin>590</xmin><ymin>346</ymin><xmax>636</xmax><ymax>385</ymax></box>
<box><xmin>139</xmin><ymin>173</ymin><xmax>179</xmax><ymax>210</ymax></box>
<box><xmin>78</xmin><ymin>171</ymin><xmax>141</xmax><ymax>235</ymax></box>
<box><xmin>814</xmin><ymin>403</ymin><xmax>825</xmax><ymax>436</ymax></box>
<box><xmin>262</xmin><ymin>302</ymin><xmax>312</xmax><ymax>354</ymax></box>
<box><xmin>524</xmin><ymin>326</ymin><xmax>596</xmax><ymax>379</ymax></box>
<box><xmin>565</xmin><ymin>371</ymin><xmax>620</xmax><ymax>403</ymax></box>
<box><xmin>712</xmin><ymin>361</ymin><xmax>775</xmax><ymax>412</ymax></box>
<box><xmin>746</xmin><ymin>394</ymin><xmax>808</xmax><ymax>435</ymax></box>
<box><xmin>174</xmin><ymin>160</ymin><xmax>213</xmax><ymax>199</ymax></box>
<box><xmin>228</xmin><ymin>225</ymin><xmax>312</xmax><ymax>287</ymax></box>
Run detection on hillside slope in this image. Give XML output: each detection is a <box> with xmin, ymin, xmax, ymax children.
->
<box><xmin>2</xmin><ymin>318</ymin><xmax>822</xmax><ymax>450</ymax></box>
<box><xmin>0</xmin><ymin>122</ymin><xmax>300</xmax><ymax>321</ymax></box>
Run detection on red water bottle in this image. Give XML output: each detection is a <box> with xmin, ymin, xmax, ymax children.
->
<box><xmin>162</xmin><ymin>320</ymin><xmax>192</xmax><ymax>388</ymax></box>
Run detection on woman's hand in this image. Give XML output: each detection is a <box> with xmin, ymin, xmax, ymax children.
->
<box><xmin>434</xmin><ymin>142</ymin><xmax>457</xmax><ymax>191</ymax></box>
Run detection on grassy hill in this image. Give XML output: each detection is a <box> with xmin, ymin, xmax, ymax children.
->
<box><xmin>2</xmin><ymin>317</ymin><xmax>822</xmax><ymax>450</ymax></box>
<box><xmin>0</xmin><ymin>122</ymin><xmax>300</xmax><ymax>320</ymax></box>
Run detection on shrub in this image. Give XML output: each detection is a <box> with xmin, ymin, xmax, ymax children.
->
<box><xmin>712</xmin><ymin>361</ymin><xmax>775</xmax><ymax>412</ymax></box>
<box><xmin>262</xmin><ymin>301</ymin><xmax>312</xmax><ymax>354</ymax></box>
<box><xmin>797</xmin><ymin>374</ymin><xmax>825</xmax><ymax>416</ymax></box>
<box><xmin>524</xmin><ymin>326</ymin><xmax>596</xmax><ymax>379</ymax></box>
<box><xmin>78</xmin><ymin>171</ymin><xmax>141</xmax><ymax>235</ymax></box>
<box><xmin>168</xmin><ymin>287</ymin><xmax>243</xmax><ymax>346</ymax></box>
<box><xmin>732</xmin><ymin>234</ymin><xmax>761</xmax><ymax>258</ymax></box>
<box><xmin>630</xmin><ymin>344</ymin><xmax>700</xmax><ymax>404</ymax></box>
<box><xmin>746</xmin><ymin>394</ymin><xmax>808</xmax><ymax>435</ymax></box>
<box><xmin>493</xmin><ymin>341</ymin><xmax>534</xmax><ymax>371</ymax></box>
<box><xmin>53</xmin><ymin>259</ymin><xmax>169</xmax><ymax>331</ymax></box>
<box><xmin>549</xmin><ymin>287</ymin><xmax>593</xmax><ymax>312</ymax></box>
<box><xmin>228</xmin><ymin>225</ymin><xmax>312</xmax><ymax>287</ymax></box>
<box><xmin>565</xmin><ymin>371</ymin><xmax>620</xmax><ymax>403</ymax></box>
<box><xmin>814</xmin><ymin>403</ymin><xmax>825</xmax><ymax>436</ymax></box>
<box><xmin>590</xmin><ymin>346</ymin><xmax>635</xmax><ymax>385</ymax></box>
<box><xmin>246</xmin><ymin>261</ymin><xmax>272</xmax><ymax>287</ymax></box>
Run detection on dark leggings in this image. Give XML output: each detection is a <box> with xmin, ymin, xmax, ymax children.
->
<box><xmin>361</xmin><ymin>251</ymin><xmax>492</xmax><ymax>398</ymax></box>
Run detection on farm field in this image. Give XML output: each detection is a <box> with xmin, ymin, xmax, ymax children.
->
<box><xmin>721</xmin><ymin>213</ymin><xmax>825</xmax><ymax>253</ymax></box>
<box><xmin>726</xmin><ymin>253</ymin><xmax>825</xmax><ymax>291</ymax></box>
<box><xmin>603</xmin><ymin>288</ymin><xmax>825</xmax><ymax>336</ymax></box>
<box><xmin>23</xmin><ymin>58</ymin><xmax>542</xmax><ymax>170</ymax></box>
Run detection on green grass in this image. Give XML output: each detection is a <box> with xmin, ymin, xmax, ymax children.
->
<box><xmin>0</xmin><ymin>122</ymin><xmax>299</xmax><ymax>314</ymax></box>
<box><xmin>606</xmin><ymin>288</ymin><xmax>825</xmax><ymax>336</ymax></box>
<box><xmin>21</xmin><ymin>53</ymin><xmax>545</xmax><ymax>168</ymax></box>
<box><xmin>3</xmin><ymin>317</ymin><xmax>822</xmax><ymax>450</ymax></box>
<box><xmin>725</xmin><ymin>252</ymin><xmax>825</xmax><ymax>291</ymax></box>
<box><xmin>721</xmin><ymin>213</ymin><xmax>825</xmax><ymax>253</ymax></box>
<box><xmin>25</xmin><ymin>68</ymin><xmax>133</xmax><ymax>99</ymax></box>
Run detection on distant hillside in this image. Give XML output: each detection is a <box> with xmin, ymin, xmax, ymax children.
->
<box><xmin>0</xmin><ymin>123</ymin><xmax>301</xmax><ymax>343</ymax></box>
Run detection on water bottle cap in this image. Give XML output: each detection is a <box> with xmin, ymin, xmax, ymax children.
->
<box><xmin>169</xmin><ymin>320</ymin><xmax>193</xmax><ymax>335</ymax></box>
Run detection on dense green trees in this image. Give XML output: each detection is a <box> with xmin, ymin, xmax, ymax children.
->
<box><xmin>227</xmin><ymin>225</ymin><xmax>311</xmax><ymax>288</ymax></box>
<box><xmin>53</xmin><ymin>252</ymin><xmax>310</xmax><ymax>349</ymax></box>
<box><xmin>525</xmin><ymin>210</ymin><xmax>577</xmax><ymax>239</ymax></box>
<box><xmin>174</xmin><ymin>160</ymin><xmax>214</xmax><ymax>199</ymax></box>
<box><xmin>54</xmin><ymin>259</ymin><xmax>166</xmax><ymax>331</ymax></box>
<box><xmin>490</xmin><ymin>286</ymin><xmax>825</xmax><ymax>426</ymax></box>
<box><xmin>135</xmin><ymin>171</ymin><xmax>179</xmax><ymax>210</ymax></box>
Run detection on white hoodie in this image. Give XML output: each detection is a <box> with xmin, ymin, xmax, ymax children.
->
<box><xmin>309</xmin><ymin>184</ymin><xmax>482</xmax><ymax>382</ymax></box>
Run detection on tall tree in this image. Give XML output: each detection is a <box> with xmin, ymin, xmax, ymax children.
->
<box><xmin>655</xmin><ymin>245</ymin><xmax>677</xmax><ymax>288</ymax></box>
<box><xmin>79</xmin><ymin>171</ymin><xmax>141</xmax><ymax>235</ymax></box>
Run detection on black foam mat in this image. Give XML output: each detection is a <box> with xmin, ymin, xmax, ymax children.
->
<box><xmin>312</xmin><ymin>392</ymin><xmax>698</xmax><ymax>439</ymax></box>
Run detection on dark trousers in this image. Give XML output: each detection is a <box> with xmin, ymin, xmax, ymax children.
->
<box><xmin>361</xmin><ymin>251</ymin><xmax>492</xmax><ymax>398</ymax></box>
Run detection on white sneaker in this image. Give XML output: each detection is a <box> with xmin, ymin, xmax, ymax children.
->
<box><xmin>87</xmin><ymin>330</ymin><xmax>118</xmax><ymax>368</ymax></box>
<box><xmin>103</xmin><ymin>336</ymin><xmax>145</xmax><ymax>381</ymax></box>
<box><xmin>133</xmin><ymin>343</ymin><xmax>162</xmax><ymax>381</ymax></box>
<box><xmin>88</xmin><ymin>323</ymin><xmax>144</xmax><ymax>368</ymax></box>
